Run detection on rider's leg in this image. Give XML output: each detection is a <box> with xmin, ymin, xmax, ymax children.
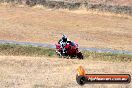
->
<box><xmin>60</xmin><ymin>42</ymin><xmax>67</xmax><ymax>54</ymax></box>
<box><xmin>60</xmin><ymin>43</ymin><xmax>65</xmax><ymax>54</ymax></box>
<box><xmin>62</xmin><ymin>48</ymin><xmax>66</xmax><ymax>53</ymax></box>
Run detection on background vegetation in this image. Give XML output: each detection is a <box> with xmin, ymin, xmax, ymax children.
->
<box><xmin>0</xmin><ymin>0</ymin><xmax>132</xmax><ymax>14</ymax></box>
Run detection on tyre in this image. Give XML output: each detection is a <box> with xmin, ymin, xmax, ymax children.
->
<box><xmin>77</xmin><ymin>52</ymin><xmax>84</xmax><ymax>59</ymax></box>
<box><xmin>76</xmin><ymin>75</ymin><xmax>86</xmax><ymax>85</ymax></box>
<box><xmin>56</xmin><ymin>50</ymin><xmax>62</xmax><ymax>58</ymax></box>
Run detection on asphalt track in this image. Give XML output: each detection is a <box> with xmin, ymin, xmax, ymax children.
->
<box><xmin>0</xmin><ymin>40</ymin><xmax>131</xmax><ymax>55</ymax></box>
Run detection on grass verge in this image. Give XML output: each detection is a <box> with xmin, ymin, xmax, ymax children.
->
<box><xmin>83</xmin><ymin>51</ymin><xmax>132</xmax><ymax>62</ymax></box>
<box><xmin>0</xmin><ymin>44</ymin><xmax>131</xmax><ymax>62</ymax></box>
<box><xmin>0</xmin><ymin>43</ymin><xmax>56</xmax><ymax>57</ymax></box>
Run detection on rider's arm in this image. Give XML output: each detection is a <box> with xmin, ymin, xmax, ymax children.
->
<box><xmin>67</xmin><ymin>41</ymin><xmax>71</xmax><ymax>44</ymax></box>
<box><xmin>58</xmin><ymin>39</ymin><xmax>62</xmax><ymax>44</ymax></box>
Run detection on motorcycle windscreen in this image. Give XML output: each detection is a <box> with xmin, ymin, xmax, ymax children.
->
<box><xmin>70</xmin><ymin>42</ymin><xmax>76</xmax><ymax>46</ymax></box>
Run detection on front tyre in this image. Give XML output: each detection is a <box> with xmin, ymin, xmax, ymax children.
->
<box><xmin>56</xmin><ymin>50</ymin><xmax>62</xmax><ymax>58</ymax></box>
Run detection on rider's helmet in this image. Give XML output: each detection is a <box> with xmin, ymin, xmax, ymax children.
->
<box><xmin>62</xmin><ymin>34</ymin><xmax>67</xmax><ymax>42</ymax></box>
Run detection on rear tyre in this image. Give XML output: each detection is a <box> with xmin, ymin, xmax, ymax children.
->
<box><xmin>77</xmin><ymin>52</ymin><xmax>84</xmax><ymax>59</ymax></box>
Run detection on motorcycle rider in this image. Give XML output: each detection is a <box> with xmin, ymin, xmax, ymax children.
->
<box><xmin>58</xmin><ymin>34</ymin><xmax>70</xmax><ymax>54</ymax></box>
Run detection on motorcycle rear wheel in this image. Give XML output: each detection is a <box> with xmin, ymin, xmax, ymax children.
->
<box><xmin>77</xmin><ymin>52</ymin><xmax>84</xmax><ymax>59</ymax></box>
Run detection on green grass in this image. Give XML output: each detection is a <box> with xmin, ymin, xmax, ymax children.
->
<box><xmin>0</xmin><ymin>44</ymin><xmax>131</xmax><ymax>62</ymax></box>
<box><xmin>82</xmin><ymin>50</ymin><xmax>132</xmax><ymax>62</ymax></box>
<box><xmin>0</xmin><ymin>43</ymin><xmax>56</xmax><ymax>57</ymax></box>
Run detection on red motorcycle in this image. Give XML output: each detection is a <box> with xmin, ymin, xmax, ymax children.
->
<box><xmin>55</xmin><ymin>41</ymin><xmax>83</xmax><ymax>59</ymax></box>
